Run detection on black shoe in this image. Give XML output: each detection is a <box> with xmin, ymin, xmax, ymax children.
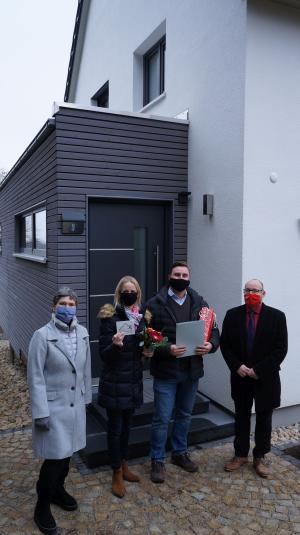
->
<box><xmin>34</xmin><ymin>501</ymin><xmax>57</xmax><ymax>534</ymax></box>
<box><xmin>51</xmin><ymin>487</ymin><xmax>78</xmax><ymax>511</ymax></box>
<box><xmin>171</xmin><ymin>452</ymin><xmax>198</xmax><ymax>473</ymax></box>
<box><xmin>150</xmin><ymin>460</ymin><xmax>165</xmax><ymax>483</ymax></box>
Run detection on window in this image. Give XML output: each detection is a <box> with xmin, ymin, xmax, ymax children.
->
<box><xmin>0</xmin><ymin>224</ymin><xmax>2</xmax><ymax>255</ymax></box>
<box><xmin>18</xmin><ymin>208</ymin><xmax>46</xmax><ymax>257</ymax></box>
<box><xmin>143</xmin><ymin>36</ymin><xmax>165</xmax><ymax>106</ymax></box>
<box><xmin>91</xmin><ymin>81</ymin><xmax>109</xmax><ymax>108</ymax></box>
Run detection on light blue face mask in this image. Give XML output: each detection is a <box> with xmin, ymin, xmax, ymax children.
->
<box><xmin>55</xmin><ymin>306</ymin><xmax>77</xmax><ymax>324</ymax></box>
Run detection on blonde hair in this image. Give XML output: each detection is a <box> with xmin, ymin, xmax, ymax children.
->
<box><xmin>114</xmin><ymin>276</ymin><xmax>142</xmax><ymax>307</ymax></box>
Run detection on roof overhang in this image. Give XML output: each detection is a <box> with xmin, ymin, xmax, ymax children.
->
<box><xmin>64</xmin><ymin>0</ymin><xmax>91</xmax><ymax>103</ymax></box>
<box><xmin>53</xmin><ymin>101</ymin><xmax>189</xmax><ymax>125</ymax></box>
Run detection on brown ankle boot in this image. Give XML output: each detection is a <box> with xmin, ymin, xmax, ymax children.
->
<box><xmin>112</xmin><ymin>468</ymin><xmax>125</xmax><ymax>498</ymax></box>
<box><xmin>253</xmin><ymin>458</ymin><xmax>269</xmax><ymax>478</ymax></box>
<box><xmin>122</xmin><ymin>460</ymin><xmax>140</xmax><ymax>482</ymax></box>
<box><xmin>224</xmin><ymin>456</ymin><xmax>248</xmax><ymax>472</ymax></box>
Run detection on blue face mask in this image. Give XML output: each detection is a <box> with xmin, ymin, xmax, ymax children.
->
<box><xmin>55</xmin><ymin>306</ymin><xmax>77</xmax><ymax>324</ymax></box>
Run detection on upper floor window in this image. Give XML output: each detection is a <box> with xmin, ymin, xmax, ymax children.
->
<box><xmin>91</xmin><ymin>81</ymin><xmax>109</xmax><ymax>108</ymax></box>
<box><xmin>19</xmin><ymin>208</ymin><xmax>46</xmax><ymax>256</ymax></box>
<box><xmin>143</xmin><ymin>36</ymin><xmax>165</xmax><ymax>106</ymax></box>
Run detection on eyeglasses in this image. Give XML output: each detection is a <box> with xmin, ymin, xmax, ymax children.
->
<box><xmin>243</xmin><ymin>289</ymin><xmax>263</xmax><ymax>294</ymax></box>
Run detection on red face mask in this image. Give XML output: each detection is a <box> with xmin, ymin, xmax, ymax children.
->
<box><xmin>244</xmin><ymin>293</ymin><xmax>261</xmax><ymax>307</ymax></box>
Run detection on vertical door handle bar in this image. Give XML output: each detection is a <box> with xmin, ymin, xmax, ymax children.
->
<box><xmin>156</xmin><ymin>244</ymin><xmax>160</xmax><ymax>292</ymax></box>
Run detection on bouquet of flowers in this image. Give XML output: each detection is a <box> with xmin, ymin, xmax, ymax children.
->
<box><xmin>199</xmin><ymin>307</ymin><xmax>216</xmax><ymax>343</ymax></box>
<box><xmin>139</xmin><ymin>327</ymin><xmax>168</xmax><ymax>350</ymax></box>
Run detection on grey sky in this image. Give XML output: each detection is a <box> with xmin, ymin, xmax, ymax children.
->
<box><xmin>0</xmin><ymin>0</ymin><xmax>77</xmax><ymax>172</ymax></box>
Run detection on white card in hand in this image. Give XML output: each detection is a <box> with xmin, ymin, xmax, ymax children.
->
<box><xmin>116</xmin><ymin>320</ymin><xmax>135</xmax><ymax>335</ymax></box>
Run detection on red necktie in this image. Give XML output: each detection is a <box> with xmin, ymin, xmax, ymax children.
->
<box><xmin>247</xmin><ymin>311</ymin><xmax>255</xmax><ymax>356</ymax></box>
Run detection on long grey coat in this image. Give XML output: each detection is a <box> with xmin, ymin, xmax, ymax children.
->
<box><xmin>27</xmin><ymin>320</ymin><xmax>92</xmax><ymax>459</ymax></box>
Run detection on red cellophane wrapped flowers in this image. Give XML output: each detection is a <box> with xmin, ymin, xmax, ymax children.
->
<box><xmin>199</xmin><ymin>307</ymin><xmax>216</xmax><ymax>343</ymax></box>
<box><xmin>139</xmin><ymin>327</ymin><xmax>168</xmax><ymax>350</ymax></box>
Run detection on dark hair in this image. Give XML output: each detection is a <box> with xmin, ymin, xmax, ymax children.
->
<box><xmin>52</xmin><ymin>287</ymin><xmax>78</xmax><ymax>306</ymax></box>
<box><xmin>168</xmin><ymin>260</ymin><xmax>190</xmax><ymax>274</ymax></box>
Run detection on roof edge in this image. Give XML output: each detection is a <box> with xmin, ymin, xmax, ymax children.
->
<box><xmin>53</xmin><ymin>101</ymin><xmax>189</xmax><ymax>125</ymax></box>
<box><xmin>64</xmin><ymin>0</ymin><xmax>91</xmax><ymax>103</ymax></box>
<box><xmin>0</xmin><ymin>119</ymin><xmax>56</xmax><ymax>190</ymax></box>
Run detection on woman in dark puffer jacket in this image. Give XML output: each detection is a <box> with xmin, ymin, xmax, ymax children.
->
<box><xmin>98</xmin><ymin>275</ymin><xmax>151</xmax><ymax>498</ymax></box>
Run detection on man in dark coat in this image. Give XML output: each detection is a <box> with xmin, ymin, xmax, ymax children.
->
<box><xmin>220</xmin><ymin>278</ymin><xmax>288</xmax><ymax>478</ymax></box>
<box><xmin>145</xmin><ymin>261</ymin><xmax>220</xmax><ymax>483</ymax></box>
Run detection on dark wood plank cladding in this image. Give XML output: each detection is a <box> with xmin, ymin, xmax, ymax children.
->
<box><xmin>55</xmin><ymin>106</ymin><xmax>188</xmax><ymax>259</ymax></box>
<box><xmin>0</xmin><ymin>130</ymin><xmax>58</xmax><ymax>358</ymax></box>
<box><xmin>55</xmin><ymin>107</ymin><xmax>188</xmax><ymax>318</ymax></box>
<box><xmin>56</xmin><ymin>108</ymin><xmax>188</xmax><ymax>324</ymax></box>
<box><xmin>0</xmin><ymin>106</ymin><xmax>188</xmax><ymax>360</ymax></box>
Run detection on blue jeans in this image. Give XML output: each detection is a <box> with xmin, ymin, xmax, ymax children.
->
<box><xmin>150</xmin><ymin>372</ymin><xmax>199</xmax><ymax>461</ymax></box>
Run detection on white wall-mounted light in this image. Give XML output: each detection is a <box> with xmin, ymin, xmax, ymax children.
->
<box><xmin>269</xmin><ymin>172</ymin><xmax>278</xmax><ymax>183</ymax></box>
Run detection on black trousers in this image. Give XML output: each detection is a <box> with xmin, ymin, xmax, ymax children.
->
<box><xmin>106</xmin><ymin>408</ymin><xmax>134</xmax><ymax>470</ymax></box>
<box><xmin>37</xmin><ymin>457</ymin><xmax>71</xmax><ymax>499</ymax></box>
<box><xmin>233</xmin><ymin>379</ymin><xmax>273</xmax><ymax>458</ymax></box>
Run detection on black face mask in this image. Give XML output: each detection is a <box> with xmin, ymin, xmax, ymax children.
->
<box><xmin>120</xmin><ymin>292</ymin><xmax>138</xmax><ymax>306</ymax></box>
<box><xmin>169</xmin><ymin>278</ymin><xmax>190</xmax><ymax>292</ymax></box>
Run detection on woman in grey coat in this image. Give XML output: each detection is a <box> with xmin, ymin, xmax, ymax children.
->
<box><xmin>27</xmin><ymin>287</ymin><xmax>92</xmax><ymax>535</ymax></box>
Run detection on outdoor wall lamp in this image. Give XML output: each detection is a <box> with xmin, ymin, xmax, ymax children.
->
<box><xmin>203</xmin><ymin>194</ymin><xmax>214</xmax><ymax>216</ymax></box>
<box><xmin>61</xmin><ymin>210</ymin><xmax>85</xmax><ymax>235</ymax></box>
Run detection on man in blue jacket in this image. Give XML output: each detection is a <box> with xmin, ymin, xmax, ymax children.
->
<box><xmin>145</xmin><ymin>261</ymin><xmax>220</xmax><ymax>483</ymax></box>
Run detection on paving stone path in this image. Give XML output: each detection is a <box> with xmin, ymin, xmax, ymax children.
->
<box><xmin>1</xmin><ymin>340</ymin><xmax>300</xmax><ymax>535</ymax></box>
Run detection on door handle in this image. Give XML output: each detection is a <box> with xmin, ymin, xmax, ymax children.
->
<box><xmin>154</xmin><ymin>244</ymin><xmax>160</xmax><ymax>292</ymax></box>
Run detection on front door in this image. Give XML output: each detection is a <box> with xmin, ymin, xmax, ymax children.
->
<box><xmin>88</xmin><ymin>199</ymin><xmax>172</xmax><ymax>377</ymax></box>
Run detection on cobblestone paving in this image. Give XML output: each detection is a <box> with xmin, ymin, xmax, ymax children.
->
<box><xmin>2</xmin><ymin>431</ymin><xmax>300</xmax><ymax>535</ymax></box>
<box><xmin>1</xmin><ymin>340</ymin><xmax>300</xmax><ymax>534</ymax></box>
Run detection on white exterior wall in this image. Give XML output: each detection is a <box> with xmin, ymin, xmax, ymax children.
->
<box><xmin>71</xmin><ymin>0</ymin><xmax>300</xmax><ymax>413</ymax></box>
<box><xmin>243</xmin><ymin>0</ymin><xmax>300</xmax><ymax>408</ymax></box>
<box><xmin>72</xmin><ymin>0</ymin><xmax>247</xmax><ymax>410</ymax></box>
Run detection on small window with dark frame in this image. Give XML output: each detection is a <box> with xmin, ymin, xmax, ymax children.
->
<box><xmin>143</xmin><ymin>36</ymin><xmax>166</xmax><ymax>106</ymax></box>
<box><xmin>91</xmin><ymin>81</ymin><xmax>109</xmax><ymax>108</ymax></box>
<box><xmin>19</xmin><ymin>208</ymin><xmax>46</xmax><ymax>256</ymax></box>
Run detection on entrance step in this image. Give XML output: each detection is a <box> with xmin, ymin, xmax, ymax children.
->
<box><xmin>80</xmin><ymin>392</ymin><xmax>235</xmax><ymax>468</ymax></box>
<box><xmin>90</xmin><ymin>378</ymin><xmax>209</xmax><ymax>429</ymax></box>
<box><xmin>89</xmin><ymin>392</ymin><xmax>209</xmax><ymax>429</ymax></box>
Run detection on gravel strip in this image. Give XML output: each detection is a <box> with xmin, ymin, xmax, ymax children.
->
<box><xmin>271</xmin><ymin>423</ymin><xmax>300</xmax><ymax>446</ymax></box>
<box><xmin>0</xmin><ymin>340</ymin><xmax>31</xmax><ymax>431</ymax></box>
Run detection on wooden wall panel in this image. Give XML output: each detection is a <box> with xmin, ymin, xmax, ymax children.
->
<box><xmin>0</xmin><ymin>129</ymin><xmax>57</xmax><ymax>358</ymax></box>
<box><xmin>0</xmin><ymin>107</ymin><xmax>188</xmax><ymax>360</ymax></box>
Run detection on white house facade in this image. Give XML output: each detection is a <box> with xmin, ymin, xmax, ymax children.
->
<box><xmin>64</xmin><ymin>0</ymin><xmax>300</xmax><ymax>421</ymax></box>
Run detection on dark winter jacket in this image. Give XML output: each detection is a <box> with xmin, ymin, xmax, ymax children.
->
<box><xmin>145</xmin><ymin>286</ymin><xmax>220</xmax><ymax>380</ymax></box>
<box><xmin>220</xmin><ymin>303</ymin><xmax>288</xmax><ymax>411</ymax></box>
<box><xmin>98</xmin><ymin>304</ymin><xmax>144</xmax><ymax>410</ymax></box>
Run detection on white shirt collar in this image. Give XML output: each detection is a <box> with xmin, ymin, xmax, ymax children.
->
<box><xmin>168</xmin><ymin>286</ymin><xmax>187</xmax><ymax>305</ymax></box>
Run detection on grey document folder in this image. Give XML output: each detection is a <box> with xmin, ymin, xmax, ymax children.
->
<box><xmin>176</xmin><ymin>320</ymin><xmax>205</xmax><ymax>357</ymax></box>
